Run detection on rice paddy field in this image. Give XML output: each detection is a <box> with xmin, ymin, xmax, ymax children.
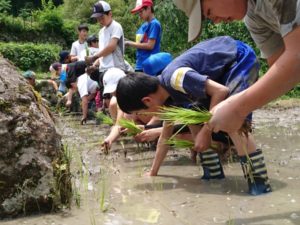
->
<box><xmin>2</xmin><ymin>100</ymin><xmax>300</xmax><ymax>225</ymax></box>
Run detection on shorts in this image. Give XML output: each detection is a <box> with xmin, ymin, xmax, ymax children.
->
<box><xmin>222</xmin><ymin>40</ymin><xmax>259</xmax><ymax>97</ymax></box>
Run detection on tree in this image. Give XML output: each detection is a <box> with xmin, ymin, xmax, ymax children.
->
<box><xmin>0</xmin><ymin>0</ymin><xmax>11</xmax><ymax>14</ymax></box>
<box><xmin>19</xmin><ymin>8</ymin><xmax>30</xmax><ymax>27</ymax></box>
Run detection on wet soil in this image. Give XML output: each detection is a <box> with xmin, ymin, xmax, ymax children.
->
<box><xmin>2</xmin><ymin>101</ymin><xmax>300</xmax><ymax>225</ymax></box>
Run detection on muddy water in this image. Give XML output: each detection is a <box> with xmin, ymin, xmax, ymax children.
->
<box><xmin>2</xmin><ymin>106</ymin><xmax>300</xmax><ymax>225</ymax></box>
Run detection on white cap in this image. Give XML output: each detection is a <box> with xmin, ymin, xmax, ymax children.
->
<box><xmin>173</xmin><ymin>0</ymin><xmax>202</xmax><ymax>42</ymax></box>
<box><xmin>103</xmin><ymin>68</ymin><xmax>126</xmax><ymax>95</ymax></box>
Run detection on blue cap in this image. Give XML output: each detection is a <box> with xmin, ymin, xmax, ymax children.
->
<box><xmin>142</xmin><ymin>52</ymin><xmax>173</xmax><ymax>76</ymax></box>
<box><xmin>59</xmin><ymin>50</ymin><xmax>70</xmax><ymax>63</ymax></box>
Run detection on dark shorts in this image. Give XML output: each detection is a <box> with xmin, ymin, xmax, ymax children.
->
<box><xmin>90</xmin><ymin>70</ymin><xmax>106</xmax><ymax>97</ymax></box>
<box><xmin>145</xmin><ymin>123</ymin><xmax>233</xmax><ymax>145</ymax></box>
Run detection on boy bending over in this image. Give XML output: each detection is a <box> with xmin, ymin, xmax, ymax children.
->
<box><xmin>116</xmin><ymin>36</ymin><xmax>271</xmax><ymax>196</ymax></box>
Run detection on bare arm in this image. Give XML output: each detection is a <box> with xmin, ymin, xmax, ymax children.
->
<box><xmin>70</xmin><ymin>56</ymin><xmax>79</xmax><ymax>62</ymax></box>
<box><xmin>267</xmin><ymin>47</ymin><xmax>284</xmax><ymax>67</ymax></box>
<box><xmin>194</xmin><ymin>80</ymin><xmax>228</xmax><ymax>151</ymax></box>
<box><xmin>236</xmin><ymin>26</ymin><xmax>300</xmax><ymax>117</ymax></box>
<box><xmin>209</xmin><ymin>26</ymin><xmax>300</xmax><ymax>133</ymax></box>
<box><xmin>126</xmin><ymin>39</ymin><xmax>156</xmax><ymax>50</ymax></box>
<box><xmin>103</xmin><ymin>107</ymin><xmax>125</xmax><ymax>148</ymax></box>
<box><xmin>47</xmin><ymin>80</ymin><xmax>58</xmax><ymax>91</ymax></box>
<box><xmin>66</xmin><ymin>88</ymin><xmax>74</xmax><ymax>107</ymax></box>
<box><xmin>149</xmin><ymin>121</ymin><xmax>174</xmax><ymax>176</ymax></box>
<box><xmin>93</xmin><ymin>38</ymin><xmax>119</xmax><ymax>60</ymax></box>
<box><xmin>81</xmin><ymin>95</ymin><xmax>89</xmax><ymax>120</ymax></box>
<box><xmin>205</xmin><ymin>79</ymin><xmax>229</xmax><ymax>110</ymax></box>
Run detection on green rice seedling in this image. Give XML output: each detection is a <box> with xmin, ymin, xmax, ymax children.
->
<box><xmin>95</xmin><ymin>112</ymin><xmax>114</xmax><ymax>126</ymax></box>
<box><xmin>82</xmin><ymin>172</ymin><xmax>89</xmax><ymax>195</ymax></box>
<box><xmin>99</xmin><ymin>179</ymin><xmax>108</xmax><ymax>212</ymax></box>
<box><xmin>99</xmin><ymin>170</ymin><xmax>109</xmax><ymax>213</ymax></box>
<box><xmin>151</xmin><ymin>178</ymin><xmax>164</xmax><ymax>191</ymax></box>
<box><xmin>165</xmin><ymin>138</ymin><xmax>194</xmax><ymax>149</ymax></box>
<box><xmin>120</xmin><ymin>140</ymin><xmax>127</xmax><ymax>158</ymax></box>
<box><xmin>73</xmin><ymin>181</ymin><xmax>81</xmax><ymax>208</ymax></box>
<box><xmin>156</xmin><ymin>106</ymin><xmax>212</xmax><ymax>125</ymax></box>
<box><xmin>89</xmin><ymin>212</ymin><xmax>96</xmax><ymax>225</ymax></box>
<box><xmin>227</xmin><ymin>216</ymin><xmax>235</xmax><ymax>225</ymax></box>
<box><xmin>118</xmin><ymin>118</ymin><xmax>143</xmax><ymax>136</ymax></box>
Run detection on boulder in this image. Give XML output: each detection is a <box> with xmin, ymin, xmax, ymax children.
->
<box><xmin>0</xmin><ymin>57</ymin><xmax>71</xmax><ymax>218</ymax></box>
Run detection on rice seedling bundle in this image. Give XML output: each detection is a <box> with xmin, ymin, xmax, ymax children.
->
<box><xmin>95</xmin><ymin>112</ymin><xmax>114</xmax><ymax>126</ymax></box>
<box><xmin>156</xmin><ymin>106</ymin><xmax>212</xmax><ymax>125</ymax></box>
<box><xmin>165</xmin><ymin>138</ymin><xmax>194</xmax><ymax>148</ymax></box>
<box><xmin>118</xmin><ymin>118</ymin><xmax>143</xmax><ymax>136</ymax></box>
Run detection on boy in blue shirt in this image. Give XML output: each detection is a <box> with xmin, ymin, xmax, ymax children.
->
<box><xmin>125</xmin><ymin>0</ymin><xmax>161</xmax><ymax>72</ymax></box>
<box><xmin>116</xmin><ymin>36</ymin><xmax>271</xmax><ymax>196</ymax></box>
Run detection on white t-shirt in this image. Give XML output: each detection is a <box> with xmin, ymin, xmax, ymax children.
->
<box><xmin>70</xmin><ymin>40</ymin><xmax>87</xmax><ymax>58</ymax></box>
<box><xmin>99</xmin><ymin>20</ymin><xmax>126</xmax><ymax>71</ymax></box>
<box><xmin>77</xmin><ymin>74</ymin><xmax>99</xmax><ymax>98</ymax></box>
<box><xmin>78</xmin><ymin>47</ymin><xmax>100</xmax><ymax>61</ymax></box>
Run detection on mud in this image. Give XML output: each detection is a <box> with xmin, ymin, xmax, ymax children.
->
<box><xmin>2</xmin><ymin>103</ymin><xmax>300</xmax><ymax>225</ymax></box>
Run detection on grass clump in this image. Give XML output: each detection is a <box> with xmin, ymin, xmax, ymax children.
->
<box><xmin>156</xmin><ymin>106</ymin><xmax>212</xmax><ymax>125</ymax></box>
<box><xmin>95</xmin><ymin>112</ymin><xmax>114</xmax><ymax>126</ymax></box>
<box><xmin>165</xmin><ymin>138</ymin><xmax>194</xmax><ymax>149</ymax></box>
<box><xmin>118</xmin><ymin>118</ymin><xmax>142</xmax><ymax>136</ymax></box>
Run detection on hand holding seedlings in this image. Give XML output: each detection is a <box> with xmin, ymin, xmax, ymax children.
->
<box><xmin>134</xmin><ymin>128</ymin><xmax>161</xmax><ymax>142</ymax></box>
<box><xmin>101</xmin><ymin>139</ymin><xmax>111</xmax><ymax>155</ymax></box>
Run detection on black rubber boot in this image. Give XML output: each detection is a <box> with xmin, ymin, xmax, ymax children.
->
<box><xmin>199</xmin><ymin>148</ymin><xmax>225</xmax><ymax>180</ymax></box>
<box><xmin>240</xmin><ymin>149</ymin><xmax>272</xmax><ymax>195</ymax></box>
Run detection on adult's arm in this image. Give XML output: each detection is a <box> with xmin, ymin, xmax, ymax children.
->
<box><xmin>93</xmin><ymin>38</ymin><xmax>119</xmax><ymax>60</ymax></box>
<box><xmin>209</xmin><ymin>26</ymin><xmax>300</xmax><ymax>133</ymax></box>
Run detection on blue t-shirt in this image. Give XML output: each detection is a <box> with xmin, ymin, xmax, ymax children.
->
<box><xmin>135</xmin><ymin>18</ymin><xmax>162</xmax><ymax>70</ymax></box>
<box><xmin>159</xmin><ymin>36</ymin><xmax>258</xmax><ymax>108</ymax></box>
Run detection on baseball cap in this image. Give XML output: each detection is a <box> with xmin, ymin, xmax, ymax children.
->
<box><xmin>173</xmin><ymin>0</ymin><xmax>202</xmax><ymax>42</ymax></box>
<box><xmin>103</xmin><ymin>68</ymin><xmax>126</xmax><ymax>95</ymax></box>
<box><xmin>22</xmin><ymin>70</ymin><xmax>36</xmax><ymax>79</ymax></box>
<box><xmin>59</xmin><ymin>50</ymin><xmax>70</xmax><ymax>63</ymax></box>
<box><xmin>142</xmin><ymin>52</ymin><xmax>172</xmax><ymax>76</ymax></box>
<box><xmin>91</xmin><ymin>1</ymin><xmax>111</xmax><ymax>18</ymax></box>
<box><xmin>87</xmin><ymin>35</ymin><xmax>99</xmax><ymax>44</ymax></box>
<box><xmin>131</xmin><ymin>0</ymin><xmax>153</xmax><ymax>14</ymax></box>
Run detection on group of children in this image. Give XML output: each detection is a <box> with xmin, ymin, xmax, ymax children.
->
<box><xmin>24</xmin><ymin>0</ymin><xmax>300</xmax><ymax>197</ymax></box>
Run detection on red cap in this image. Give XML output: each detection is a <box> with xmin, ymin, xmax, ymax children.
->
<box><xmin>131</xmin><ymin>0</ymin><xmax>153</xmax><ymax>14</ymax></box>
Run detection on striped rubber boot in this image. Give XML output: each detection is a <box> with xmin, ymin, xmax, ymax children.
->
<box><xmin>199</xmin><ymin>148</ymin><xmax>225</xmax><ymax>180</ymax></box>
<box><xmin>240</xmin><ymin>149</ymin><xmax>272</xmax><ymax>195</ymax></box>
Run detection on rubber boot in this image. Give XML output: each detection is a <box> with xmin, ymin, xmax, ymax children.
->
<box><xmin>199</xmin><ymin>148</ymin><xmax>225</xmax><ymax>180</ymax></box>
<box><xmin>240</xmin><ymin>149</ymin><xmax>272</xmax><ymax>195</ymax></box>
